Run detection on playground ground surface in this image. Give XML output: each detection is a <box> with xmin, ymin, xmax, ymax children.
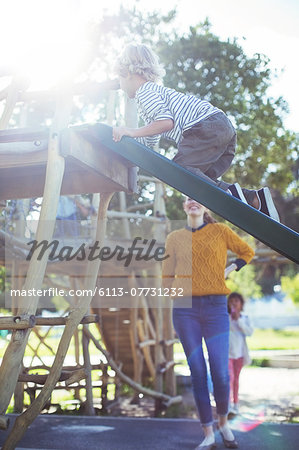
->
<box><xmin>0</xmin><ymin>366</ymin><xmax>298</xmax><ymax>449</ymax></box>
<box><xmin>0</xmin><ymin>414</ymin><xmax>298</xmax><ymax>450</ymax></box>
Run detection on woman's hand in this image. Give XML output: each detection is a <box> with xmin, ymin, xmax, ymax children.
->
<box><xmin>112</xmin><ymin>127</ymin><xmax>134</xmax><ymax>142</ymax></box>
<box><xmin>224</xmin><ymin>263</ymin><xmax>237</xmax><ymax>279</ymax></box>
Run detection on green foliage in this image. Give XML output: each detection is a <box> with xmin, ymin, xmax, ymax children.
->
<box><xmin>281</xmin><ymin>274</ymin><xmax>299</xmax><ymax>305</ymax></box>
<box><xmin>13</xmin><ymin>7</ymin><xmax>297</xmax><ymax>220</ymax></box>
<box><xmin>226</xmin><ymin>263</ymin><xmax>262</xmax><ymax>299</ymax></box>
<box><xmin>157</xmin><ymin>22</ymin><xmax>298</xmax><ymax>195</ymax></box>
<box><xmin>50</xmin><ymin>295</ymin><xmax>70</xmax><ymax>312</ymax></box>
<box><xmin>164</xmin><ymin>189</ymin><xmax>186</xmax><ymax>220</ymax></box>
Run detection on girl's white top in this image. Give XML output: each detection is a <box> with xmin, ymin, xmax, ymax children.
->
<box><xmin>229</xmin><ymin>314</ymin><xmax>253</xmax><ymax>364</ymax></box>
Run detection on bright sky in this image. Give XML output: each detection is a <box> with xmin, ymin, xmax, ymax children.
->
<box><xmin>1</xmin><ymin>0</ymin><xmax>299</xmax><ymax>132</ymax></box>
<box><xmin>133</xmin><ymin>0</ymin><xmax>299</xmax><ymax>133</ymax></box>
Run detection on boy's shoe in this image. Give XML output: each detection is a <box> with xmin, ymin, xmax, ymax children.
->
<box><xmin>233</xmin><ymin>185</ymin><xmax>280</xmax><ymax>222</ymax></box>
<box><xmin>256</xmin><ymin>187</ymin><xmax>280</xmax><ymax>222</ymax></box>
<box><xmin>227</xmin><ymin>183</ymin><xmax>248</xmax><ymax>204</ymax></box>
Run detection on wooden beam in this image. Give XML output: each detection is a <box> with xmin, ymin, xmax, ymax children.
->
<box><xmin>158</xmin><ymin>361</ymin><xmax>176</xmax><ymax>374</ymax></box>
<box><xmin>161</xmin><ymin>339</ymin><xmax>179</xmax><ymax>347</ymax></box>
<box><xmin>35</xmin><ymin>314</ymin><xmax>99</xmax><ymax>326</ymax></box>
<box><xmin>65</xmin><ymin>368</ymin><xmax>88</xmax><ymax>387</ymax></box>
<box><xmin>107</xmin><ymin>210</ymin><xmax>165</xmax><ymax>223</ymax></box>
<box><xmin>0</xmin><ymin>141</ymin><xmax>48</xmax><ymax>166</ymax></box>
<box><xmin>139</xmin><ymin>339</ymin><xmax>156</xmax><ymax>349</ymax></box>
<box><xmin>18</xmin><ymin>369</ymin><xmax>86</xmax><ymax>385</ymax></box>
<box><xmin>0</xmin><ymin>315</ymin><xmax>36</xmax><ymax>330</ymax></box>
<box><xmin>61</xmin><ymin>129</ymin><xmax>136</xmax><ymax>193</ymax></box>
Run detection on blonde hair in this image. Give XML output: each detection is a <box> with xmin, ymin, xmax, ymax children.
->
<box><xmin>115</xmin><ymin>44</ymin><xmax>165</xmax><ymax>82</ymax></box>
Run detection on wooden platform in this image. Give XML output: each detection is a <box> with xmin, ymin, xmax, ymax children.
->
<box><xmin>0</xmin><ymin>127</ymin><xmax>137</xmax><ymax>200</ymax></box>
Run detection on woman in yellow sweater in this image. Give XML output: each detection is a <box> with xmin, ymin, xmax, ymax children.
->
<box><xmin>162</xmin><ymin>197</ymin><xmax>254</xmax><ymax>450</ymax></box>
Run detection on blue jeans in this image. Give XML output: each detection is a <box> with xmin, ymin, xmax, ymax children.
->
<box><xmin>173</xmin><ymin>295</ymin><xmax>230</xmax><ymax>425</ymax></box>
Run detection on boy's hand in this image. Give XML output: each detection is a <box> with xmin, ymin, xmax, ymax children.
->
<box><xmin>112</xmin><ymin>127</ymin><xmax>133</xmax><ymax>142</ymax></box>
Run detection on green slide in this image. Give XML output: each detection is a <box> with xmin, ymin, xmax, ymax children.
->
<box><xmin>74</xmin><ymin>123</ymin><xmax>299</xmax><ymax>264</ymax></box>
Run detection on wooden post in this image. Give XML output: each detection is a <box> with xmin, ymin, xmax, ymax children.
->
<box><xmin>106</xmin><ymin>91</ymin><xmax>116</xmax><ymax>126</ymax></box>
<box><xmin>157</xmin><ymin>183</ymin><xmax>176</xmax><ymax>396</ymax></box>
<box><xmin>2</xmin><ymin>192</ymin><xmax>114</xmax><ymax>450</ymax></box>
<box><xmin>101</xmin><ymin>364</ymin><xmax>108</xmax><ymax>413</ymax></box>
<box><xmin>0</xmin><ymin>415</ymin><xmax>10</xmax><ymax>431</ymax></box>
<box><xmin>124</xmin><ymin>95</ymin><xmax>144</xmax><ymax>400</ymax></box>
<box><xmin>0</xmin><ymin>77</ymin><xmax>19</xmax><ymax>130</ymax></box>
<box><xmin>82</xmin><ymin>324</ymin><xmax>95</xmax><ymax>415</ymax></box>
<box><xmin>0</xmin><ymin>92</ymin><xmax>72</xmax><ymax>417</ymax></box>
<box><xmin>73</xmin><ymin>327</ymin><xmax>81</xmax><ymax>401</ymax></box>
<box><xmin>14</xmin><ymin>363</ymin><xmax>25</xmax><ymax>414</ymax></box>
<box><xmin>152</xmin><ymin>182</ymin><xmax>167</xmax><ymax>402</ymax></box>
<box><xmin>14</xmin><ymin>381</ymin><xmax>25</xmax><ymax>414</ymax></box>
<box><xmin>119</xmin><ymin>192</ymin><xmax>131</xmax><ymax>238</ymax></box>
<box><xmin>11</xmin><ymin>260</ymin><xmax>19</xmax><ymax>315</ymax></box>
<box><xmin>129</xmin><ymin>302</ymin><xmax>144</xmax><ymax>404</ymax></box>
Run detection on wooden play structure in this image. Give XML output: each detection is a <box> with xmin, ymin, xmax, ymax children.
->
<box><xmin>0</xmin><ymin>79</ymin><xmax>181</xmax><ymax>449</ymax></box>
<box><xmin>0</xmin><ymin>73</ymin><xmax>298</xmax><ymax>450</ymax></box>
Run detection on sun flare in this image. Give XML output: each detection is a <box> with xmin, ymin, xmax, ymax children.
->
<box><xmin>1</xmin><ymin>0</ymin><xmax>117</xmax><ymax>90</ymax></box>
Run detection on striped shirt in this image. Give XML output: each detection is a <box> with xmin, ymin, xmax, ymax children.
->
<box><xmin>135</xmin><ymin>81</ymin><xmax>221</xmax><ymax>148</ymax></box>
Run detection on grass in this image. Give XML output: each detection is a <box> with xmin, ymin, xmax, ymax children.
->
<box><xmin>247</xmin><ymin>328</ymin><xmax>299</xmax><ymax>350</ymax></box>
<box><xmin>173</xmin><ymin>328</ymin><xmax>299</xmax><ymax>362</ymax></box>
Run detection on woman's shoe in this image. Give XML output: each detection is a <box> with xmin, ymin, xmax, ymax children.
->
<box><xmin>219</xmin><ymin>430</ymin><xmax>238</xmax><ymax>449</ymax></box>
<box><xmin>194</xmin><ymin>444</ymin><xmax>217</xmax><ymax>450</ymax></box>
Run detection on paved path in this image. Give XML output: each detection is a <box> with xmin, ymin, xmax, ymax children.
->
<box><xmin>176</xmin><ymin>366</ymin><xmax>299</xmax><ymax>422</ymax></box>
<box><xmin>0</xmin><ymin>414</ymin><xmax>299</xmax><ymax>450</ymax></box>
<box><xmin>238</xmin><ymin>366</ymin><xmax>299</xmax><ymax>422</ymax></box>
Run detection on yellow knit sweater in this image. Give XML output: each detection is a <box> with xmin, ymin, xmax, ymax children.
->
<box><xmin>162</xmin><ymin>223</ymin><xmax>254</xmax><ymax>297</ymax></box>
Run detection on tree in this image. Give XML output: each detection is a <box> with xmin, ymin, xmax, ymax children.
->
<box><xmin>88</xmin><ymin>11</ymin><xmax>298</xmax><ymax>227</ymax></box>
<box><xmin>157</xmin><ymin>20</ymin><xmax>298</xmax><ymax>198</ymax></box>
<box><xmin>226</xmin><ymin>264</ymin><xmax>262</xmax><ymax>300</ymax></box>
<box><xmin>281</xmin><ymin>274</ymin><xmax>299</xmax><ymax>305</ymax></box>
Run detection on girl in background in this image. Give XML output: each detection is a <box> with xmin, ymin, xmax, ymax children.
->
<box><xmin>228</xmin><ymin>292</ymin><xmax>253</xmax><ymax>415</ymax></box>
